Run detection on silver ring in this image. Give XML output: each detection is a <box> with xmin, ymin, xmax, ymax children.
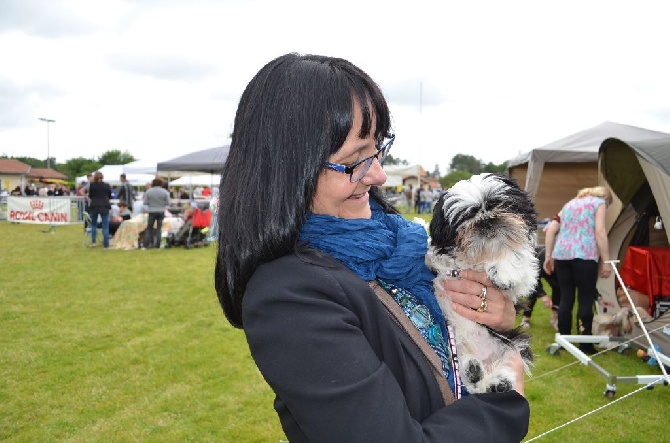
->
<box><xmin>477</xmin><ymin>299</ymin><xmax>488</xmax><ymax>312</ymax></box>
<box><xmin>480</xmin><ymin>286</ymin><xmax>488</xmax><ymax>301</ymax></box>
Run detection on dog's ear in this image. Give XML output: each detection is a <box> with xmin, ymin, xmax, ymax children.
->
<box><xmin>488</xmin><ymin>174</ymin><xmax>538</xmax><ymax>231</ymax></box>
<box><xmin>429</xmin><ymin>193</ymin><xmax>458</xmax><ymax>255</ymax></box>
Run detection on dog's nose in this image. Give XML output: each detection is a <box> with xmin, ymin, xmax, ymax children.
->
<box><xmin>476</xmin><ymin>217</ymin><xmax>497</xmax><ymax>235</ymax></box>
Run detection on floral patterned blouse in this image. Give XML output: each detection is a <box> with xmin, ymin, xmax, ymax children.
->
<box><xmin>553</xmin><ymin>195</ymin><xmax>606</xmax><ymax>262</ymax></box>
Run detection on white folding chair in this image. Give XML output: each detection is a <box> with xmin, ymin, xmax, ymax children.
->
<box><xmin>82</xmin><ymin>211</ymin><xmax>92</xmax><ymax>247</ymax></box>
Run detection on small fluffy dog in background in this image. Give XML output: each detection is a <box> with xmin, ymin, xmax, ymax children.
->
<box><xmin>592</xmin><ymin>308</ymin><xmax>635</xmax><ymax>349</ymax></box>
<box><xmin>426</xmin><ymin>173</ymin><xmax>538</xmax><ymax>394</ymax></box>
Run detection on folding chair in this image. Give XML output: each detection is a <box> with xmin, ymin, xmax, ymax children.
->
<box><xmin>82</xmin><ymin>211</ymin><xmax>92</xmax><ymax>247</ymax></box>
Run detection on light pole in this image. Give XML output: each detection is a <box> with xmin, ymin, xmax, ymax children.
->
<box><xmin>38</xmin><ymin>118</ymin><xmax>55</xmax><ymax>169</ymax></box>
<box><xmin>38</xmin><ymin>117</ymin><xmax>56</xmax><ymax>234</ymax></box>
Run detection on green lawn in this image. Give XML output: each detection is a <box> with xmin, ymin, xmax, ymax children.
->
<box><xmin>1</xmin><ymin>221</ymin><xmax>668</xmax><ymax>442</ymax></box>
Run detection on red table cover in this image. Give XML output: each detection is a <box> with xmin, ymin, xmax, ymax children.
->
<box><xmin>619</xmin><ymin>246</ymin><xmax>670</xmax><ymax>308</ymax></box>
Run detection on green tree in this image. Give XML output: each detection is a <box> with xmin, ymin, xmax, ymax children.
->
<box><xmin>432</xmin><ymin>163</ymin><xmax>441</xmax><ymax>177</ymax></box>
<box><xmin>61</xmin><ymin>157</ymin><xmax>103</xmax><ymax>182</ymax></box>
<box><xmin>482</xmin><ymin>161</ymin><xmax>508</xmax><ymax>173</ymax></box>
<box><xmin>384</xmin><ymin>154</ymin><xmax>407</xmax><ymax>166</ymax></box>
<box><xmin>439</xmin><ymin>170</ymin><xmax>472</xmax><ymax>189</ymax></box>
<box><xmin>97</xmin><ymin>150</ymin><xmax>136</xmax><ymax>165</ymax></box>
<box><xmin>449</xmin><ymin>154</ymin><xmax>482</xmax><ymax>174</ymax></box>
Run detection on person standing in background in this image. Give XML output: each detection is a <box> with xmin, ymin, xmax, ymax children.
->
<box><xmin>87</xmin><ymin>171</ymin><xmax>112</xmax><ymax>249</ymax></box>
<box><xmin>80</xmin><ymin>173</ymin><xmax>93</xmax><ymax>229</ymax></box>
<box><xmin>420</xmin><ymin>185</ymin><xmax>432</xmax><ymax>214</ymax></box>
<box><xmin>207</xmin><ymin>187</ymin><xmax>219</xmax><ymax>243</ymax></box>
<box><xmin>403</xmin><ymin>184</ymin><xmax>414</xmax><ymax>214</ymax></box>
<box><xmin>117</xmin><ymin>173</ymin><xmax>135</xmax><ymax>205</ymax></box>
<box><xmin>142</xmin><ymin>178</ymin><xmax>170</xmax><ymax>249</ymax></box>
<box><xmin>414</xmin><ymin>185</ymin><xmax>422</xmax><ymax>213</ymax></box>
<box><xmin>544</xmin><ymin>186</ymin><xmax>613</xmax><ymax>354</ymax></box>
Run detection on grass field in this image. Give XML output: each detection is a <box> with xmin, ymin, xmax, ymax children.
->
<box><xmin>1</xmin><ymin>220</ymin><xmax>668</xmax><ymax>442</ymax></box>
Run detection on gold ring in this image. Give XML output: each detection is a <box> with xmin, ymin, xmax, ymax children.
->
<box><xmin>480</xmin><ymin>286</ymin><xmax>488</xmax><ymax>301</ymax></box>
<box><xmin>477</xmin><ymin>299</ymin><xmax>488</xmax><ymax>312</ymax></box>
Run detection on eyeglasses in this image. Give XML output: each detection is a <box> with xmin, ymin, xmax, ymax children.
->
<box><xmin>323</xmin><ymin>133</ymin><xmax>395</xmax><ymax>182</ymax></box>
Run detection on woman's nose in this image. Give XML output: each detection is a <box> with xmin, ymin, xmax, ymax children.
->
<box><xmin>360</xmin><ymin>157</ymin><xmax>387</xmax><ymax>186</ymax></box>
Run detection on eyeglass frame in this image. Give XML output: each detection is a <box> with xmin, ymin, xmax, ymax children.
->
<box><xmin>322</xmin><ymin>133</ymin><xmax>395</xmax><ymax>182</ymax></box>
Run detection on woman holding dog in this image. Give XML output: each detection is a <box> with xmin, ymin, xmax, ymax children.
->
<box><xmin>543</xmin><ymin>186</ymin><xmax>613</xmax><ymax>353</ymax></box>
<box><xmin>214</xmin><ymin>53</ymin><xmax>529</xmax><ymax>442</ymax></box>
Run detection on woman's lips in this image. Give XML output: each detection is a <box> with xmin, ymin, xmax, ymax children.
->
<box><xmin>350</xmin><ymin>190</ymin><xmax>369</xmax><ymax>200</ymax></box>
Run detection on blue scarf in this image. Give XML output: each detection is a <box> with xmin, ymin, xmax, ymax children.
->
<box><xmin>298</xmin><ymin>201</ymin><xmax>448</xmax><ymax>342</ymax></box>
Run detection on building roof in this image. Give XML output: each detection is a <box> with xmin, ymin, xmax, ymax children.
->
<box><xmin>0</xmin><ymin>159</ymin><xmax>68</xmax><ymax>180</ymax></box>
<box><xmin>27</xmin><ymin>168</ymin><xmax>68</xmax><ymax>180</ymax></box>
<box><xmin>0</xmin><ymin>158</ymin><xmax>31</xmax><ymax>174</ymax></box>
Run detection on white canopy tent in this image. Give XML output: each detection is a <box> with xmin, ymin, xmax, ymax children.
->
<box><xmin>76</xmin><ymin>165</ymin><xmax>155</xmax><ymax>186</ymax></box>
<box><xmin>122</xmin><ymin>159</ymin><xmax>158</xmax><ymax>175</ymax></box>
<box><xmin>169</xmin><ymin>174</ymin><xmax>221</xmax><ymax>186</ymax></box>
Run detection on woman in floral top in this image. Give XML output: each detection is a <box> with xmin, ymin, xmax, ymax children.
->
<box><xmin>544</xmin><ymin>186</ymin><xmax>612</xmax><ymax>353</ymax></box>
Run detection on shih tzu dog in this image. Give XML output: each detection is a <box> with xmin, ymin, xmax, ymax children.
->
<box><xmin>426</xmin><ymin>173</ymin><xmax>538</xmax><ymax>394</ymax></box>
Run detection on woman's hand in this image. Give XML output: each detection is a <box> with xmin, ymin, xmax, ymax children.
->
<box><xmin>439</xmin><ymin>269</ymin><xmax>517</xmax><ymax>331</ymax></box>
<box><xmin>599</xmin><ymin>262</ymin><xmax>613</xmax><ymax>279</ymax></box>
<box><xmin>543</xmin><ymin>257</ymin><xmax>554</xmax><ymax>275</ymax></box>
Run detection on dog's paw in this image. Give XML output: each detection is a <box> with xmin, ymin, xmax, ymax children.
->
<box><xmin>486</xmin><ymin>267</ymin><xmax>514</xmax><ymax>291</ymax></box>
<box><xmin>463</xmin><ymin>359</ymin><xmax>483</xmax><ymax>385</ymax></box>
<box><xmin>487</xmin><ymin>378</ymin><xmax>513</xmax><ymax>393</ymax></box>
<box><xmin>481</xmin><ymin>366</ymin><xmax>517</xmax><ymax>393</ymax></box>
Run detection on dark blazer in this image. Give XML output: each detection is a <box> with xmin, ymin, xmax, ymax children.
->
<box><xmin>88</xmin><ymin>181</ymin><xmax>112</xmax><ymax>215</ymax></box>
<box><xmin>243</xmin><ymin>248</ymin><xmax>530</xmax><ymax>443</ymax></box>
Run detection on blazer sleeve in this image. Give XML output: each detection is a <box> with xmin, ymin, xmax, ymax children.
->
<box><xmin>243</xmin><ymin>256</ymin><xmax>529</xmax><ymax>442</ymax></box>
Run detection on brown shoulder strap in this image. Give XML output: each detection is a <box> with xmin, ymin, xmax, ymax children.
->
<box><xmin>368</xmin><ymin>281</ymin><xmax>456</xmax><ymax>406</ymax></box>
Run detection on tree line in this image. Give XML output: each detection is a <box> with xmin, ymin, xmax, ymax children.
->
<box><xmin>3</xmin><ymin>150</ymin><xmax>506</xmax><ymax>188</ymax></box>
<box><xmin>2</xmin><ymin>150</ymin><xmax>136</xmax><ymax>183</ymax></box>
<box><xmin>384</xmin><ymin>153</ymin><xmax>508</xmax><ymax>189</ymax></box>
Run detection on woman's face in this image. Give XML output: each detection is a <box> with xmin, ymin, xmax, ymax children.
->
<box><xmin>311</xmin><ymin>105</ymin><xmax>387</xmax><ymax>219</ymax></box>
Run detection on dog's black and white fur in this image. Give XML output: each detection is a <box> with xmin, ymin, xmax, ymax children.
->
<box><xmin>426</xmin><ymin>173</ymin><xmax>538</xmax><ymax>394</ymax></box>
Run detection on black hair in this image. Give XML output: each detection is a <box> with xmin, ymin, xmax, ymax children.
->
<box><xmin>214</xmin><ymin>53</ymin><xmax>392</xmax><ymax>328</ymax></box>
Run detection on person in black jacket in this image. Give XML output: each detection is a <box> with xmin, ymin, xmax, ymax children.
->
<box><xmin>87</xmin><ymin>171</ymin><xmax>112</xmax><ymax>248</ymax></box>
<box><xmin>214</xmin><ymin>53</ymin><xmax>529</xmax><ymax>442</ymax></box>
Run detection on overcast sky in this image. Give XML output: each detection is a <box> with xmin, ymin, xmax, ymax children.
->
<box><xmin>2</xmin><ymin>0</ymin><xmax>669</xmax><ymax>175</ymax></box>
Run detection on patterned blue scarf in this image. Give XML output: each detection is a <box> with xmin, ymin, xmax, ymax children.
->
<box><xmin>298</xmin><ymin>201</ymin><xmax>448</xmax><ymax>341</ymax></box>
